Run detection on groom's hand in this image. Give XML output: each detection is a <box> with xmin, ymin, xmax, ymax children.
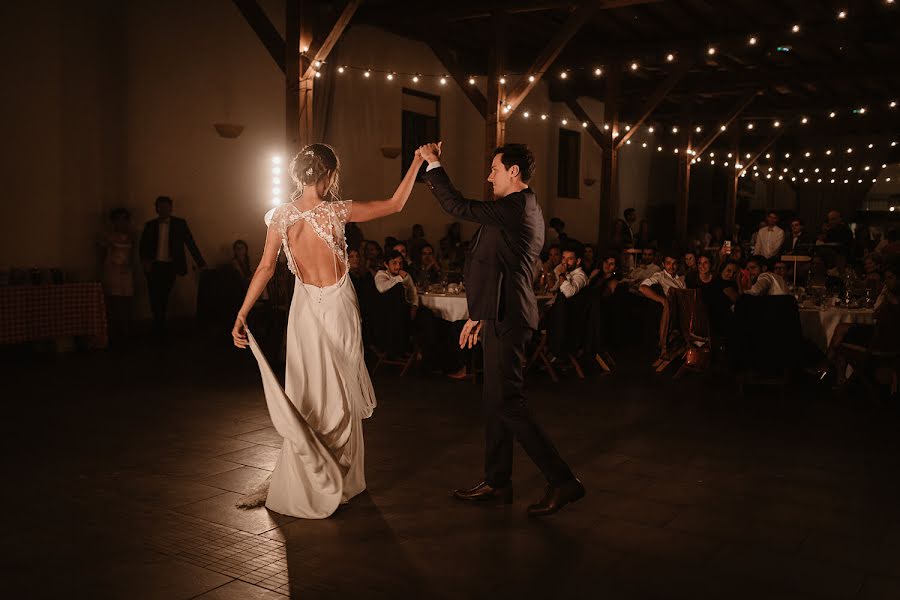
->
<box><xmin>459</xmin><ymin>318</ymin><xmax>482</xmax><ymax>349</ymax></box>
<box><xmin>417</xmin><ymin>142</ymin><xmax>442</xmax><ymax>163</ymax></box>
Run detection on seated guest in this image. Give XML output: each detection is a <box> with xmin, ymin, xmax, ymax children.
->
<box><xmin>584</xmin><ymin>254</ymin><xmax>626</xmax><ymax>362</ymax></box>
<box><xmin>682</xmin><ymin>251</ymin><xmax>698</xmax><ymax>279</ymax></box>
<box><xmin>407</xmin><ymin>223</ymin><xmax>428</xmax><ymax>264</ymax></box>
<box><xmin>581</xmin><ymin>244</ymin><xmax>596</xmax><ymax>276</ymax></box>
<box><xmin>772</xmin><ymin>259</ymin><xmax>788</xmax><ymax>284</ymax></box>
<box><xmin>363</xmin><ymin>240</ymin><xmax>383</xmax><ymax>275</ymax></box>
<box><xmin>861</xmin><ymin>254</ymin><xmax>882</xmax><ymax>290</ymax></box>
<box><xmin>832</xmin><ymin>262</ymin><xmax>900</xmax><ymax>387</ymax></box>
<box><xmin>373</xmin><ymin>250</ymin><xmax>423</xmax><ymax>358</ymax></box>
<box><xmin>746</xmin><ymin>255</ymin><xmax>789</xmax><ymax>296</ymax></box>
<box><xmin>639</xmin><ymin>251</ymin><xmax>685</xmax><ymax>304</ymax></box>
<box><xmin>375</xmin><ymin>250</ymin><xmax>419</xmax><ymax>316</ymax></box>
<box><xmin>703</xmin><ymin>260</ymin><xmax>740</xmax><ymax>337</ymax></box>
<box><xmin>624</xmin><ymin>247</ymin><xmax>661</xmax><ymax>292</ymax></box>
<box><xmin>686</xmin><ymin>254</ymin><xmax>713</xmax><ymax>289</ymax></box>
<box><xmin>550</xmin><ymin>241</ymin><xmax>588</xmax><ymax>297</ymax></box>
<box><xmin>540</xmin><ymin>243</ymin><xmax>563</xmax><ymax>289</ymax></box>
<box><xmin>413</xmin><ymin>242</ymin><xmax>442</xmax><ymax>289</ymax></box>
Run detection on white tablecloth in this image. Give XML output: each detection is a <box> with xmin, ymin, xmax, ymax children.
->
<box><xmin>419</xmin><ymin>293</ymin><xmax>556</xmax><ymax>322</ymax></box>
<box><xmin>420</xmin><ymin>293</ymin><xmax>469</xmax><ymax>322</ymax></box>
<box><xmin>799</xmin><ymin>307</ymin><xmax>875</xmax><ymax>352</ymax></box>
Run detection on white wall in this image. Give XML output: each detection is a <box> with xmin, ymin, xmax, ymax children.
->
<box><xmin>4</xmin><ymin>1</ymin><xmax>642</xmax><ymax>318</ymax></box>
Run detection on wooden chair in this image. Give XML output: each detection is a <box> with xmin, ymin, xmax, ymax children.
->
<box><xmin>666</xmin><ymin>288</ymin><xmax>712</xmax><ymax>379</ymax></box>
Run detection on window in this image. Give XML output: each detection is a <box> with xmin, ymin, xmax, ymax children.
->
<box><xmin>557</xmin><ymin>128</ymin><xmax>581</xmax><ymax>198</ymax></box>
<box><xmin>402</xmin><ymin>88</ymin><xmax>440</xmax><ymax>180</ymax></box>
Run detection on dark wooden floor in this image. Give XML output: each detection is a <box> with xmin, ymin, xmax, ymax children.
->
<box><xmin>2</xmin><ymin>329</ymin><xmax>900</xmax><ymax>599</ymax></box>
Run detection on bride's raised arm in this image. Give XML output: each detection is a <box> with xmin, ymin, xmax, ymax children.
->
<box><xmin>349</xmin><ymin>151</ymin><xmax>425</xmax><ymax>223</ymax></box>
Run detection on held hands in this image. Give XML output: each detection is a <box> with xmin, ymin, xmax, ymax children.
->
<box><xmin>417</xmin><ymin>142</ymin><xmax>442</xmax><ymax>163</ymax></box>
<box><xmin>231</xmin><ymin>314</ymin><xmax>249</xmax><ymax>349</ymax></box>
<box><xmin>459</xmin><ymin>319</ymin><xmax>483</xmax><ymax>349</ymax></box>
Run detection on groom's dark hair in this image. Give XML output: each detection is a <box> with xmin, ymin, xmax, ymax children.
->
<box><xmin>492</xmin><ymin>143</ymin><xmax>535</xmax><ymax>182</ymax></box>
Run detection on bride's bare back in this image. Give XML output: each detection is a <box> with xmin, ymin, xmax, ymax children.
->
<box><xmin>277</xmin><ymin>200</ymin><xmax>351</xmax><ymax>288</ymax></box>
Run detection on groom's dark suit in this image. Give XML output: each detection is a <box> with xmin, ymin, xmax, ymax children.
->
<box><xmin>423</xmin><ymin>166</ymin><xmax>574</xmax><ymax>487</ymax></box>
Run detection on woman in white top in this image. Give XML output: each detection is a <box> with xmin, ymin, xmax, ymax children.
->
<box><xmin>231</xmin><ymin>144</ymin><xmax>424</xmax><ymax>518</ymax></box>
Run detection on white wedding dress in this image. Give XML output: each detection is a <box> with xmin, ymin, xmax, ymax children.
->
<box><xmin>245</xmin><ymin>199</ymin><xmax>376</xmax><ymax>519</ymax></box>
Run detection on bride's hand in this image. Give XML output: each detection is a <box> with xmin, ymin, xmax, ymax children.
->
<box><xmin>232</xmin><ymin>315</ymin><xmax>249</xmax><ymax>349</ymax></box>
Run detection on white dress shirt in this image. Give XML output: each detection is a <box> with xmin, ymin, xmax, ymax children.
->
<box><xmin>375</xmin><ymin>270</ymin><xmax>419</xmax><ymax>306</ymax></box>
<box><xmin>426</xmin><ymin>161</ymin><xmax>441</xmax><ymax>172</ymax></box>
<box><xmin>747</xmin><ymin>272</ymin><xmax>788</xmax><ymax>296</ymax></box>
<box><xmin>640</xmin><ymin>269</ymin><xmax>686</xmax><ymax>295</ymax></box>
<box><xmin>156</xmin><ymin>219</ymin><xmax>171</xmax><ymax>262</ymax></box>
<box><xmin>626</xmin><ymin>263</ymin><xmax>661</xmax><ymax>288</ymax></box>
<box><xmin>754</xmin><ymin>225</ymin><xmax>785</xmax><ymax>259</ymax></box>
<box><xmin>557</xmin><ymin>266</ymin><xmax>588</xmax><ymax>299</ymax></box>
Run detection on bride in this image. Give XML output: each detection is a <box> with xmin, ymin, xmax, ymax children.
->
<box><xmin>232</xmin><ymin>143</ymin><xmax>424</xmax><ymax>518</ymax></box>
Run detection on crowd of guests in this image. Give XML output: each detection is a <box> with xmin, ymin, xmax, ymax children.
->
<box><xmin>96</xmin><ymin>197</ymin><xmax>899</xmax><ymax>395</ymax></box>
<box><xmin>535</xmin><ymin>209</ymin><xmax>900</xmax><ymax>394</ymax></box>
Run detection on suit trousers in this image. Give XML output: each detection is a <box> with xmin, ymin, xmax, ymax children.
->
<box><xmin>147</xmin><ymin>261</ymin><xmax>177</xmax><ymax>333</ymax></box>
<box><xmin>482</xmin><ymin>319</ymin><xmax>574</xmax><ymax>488</ymax></box>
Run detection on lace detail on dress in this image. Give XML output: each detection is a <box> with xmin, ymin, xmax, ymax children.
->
<box><xmin>265</xmin><ymin>200</ymin><xmax>352</xmax><ymax>279</ymax></box>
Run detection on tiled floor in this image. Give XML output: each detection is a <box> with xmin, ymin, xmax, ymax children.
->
<box><xmin>2</xmin><ymin>330</ymin><xmax>900</xmax><ymax>599</ymax></box>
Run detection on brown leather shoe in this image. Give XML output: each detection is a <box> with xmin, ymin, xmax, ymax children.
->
<box><xmin>526</xmin><ymin>479</ymin><xmax>585</xmax><ymax>517</ymax></box>
<box><xmin>453</xmin><ymin>481</ymin><xmax>513</xmax><ymax>504</ymax></box>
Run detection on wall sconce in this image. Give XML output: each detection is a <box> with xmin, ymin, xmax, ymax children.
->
<box><xmin>213</xmin><ymin>123</ymin><xmax>244</xmax><ymax>138</ymax></box>
<box><xmin>380</xmin><ymin>146</ymin><xmax>401</xmax><ymax>159</ymax></box>
<box><xmin>583</xmin><ymin>177</ymin><xmax>597</xmax><ymax>187</ymax></box>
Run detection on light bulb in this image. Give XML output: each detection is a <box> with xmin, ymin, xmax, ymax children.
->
<box><xmin>672</xmin><ymin>126</ymin><xmax>679</xmax><ymax>133</ymax></box>
<box><xmin>829</xmin><ymin>111</ymin><xmax>836</xmax><ymax>118</ymax></box>
<box><xmin>847</xmin><ymin>147</ymin><xmax>853</xmax><ymax>153</ymax></box>
<box><xmin>642</xmin><ymin>142</ymin><xmax>647</xmax><ymax>148</ymax></box>
<box><xmin>785</xmin><ymin>153</ymin><xmax>791</xmax><ymax>158</ymax></box>
<box><xmin>523</xmin><ymin>111</ymin><xmax>530</xmax><ymax>118</ymax></box>
<box><xmin>412</xmin><ymin>74</ymin><xmax>419</xmax><ymax>83</ymax></box>
<box><xmin>468</xmin><ymin>77</ymin><xmax>475</xmax><ymax>85</ymax></box>
<box><xmin>528</xmin><ymin>75</ymin><xmax>535</xmax><ymax>82</ymax></box>
<box><xmin>891</xmin><ymin>101</ymin><xmax>897</xmax><ymax>108</ymax></box>
<box><xmin>658</xmin><ymin>146</ymin><xmax>663</xmax><ymax>152</ymax></box>
<box><xmin>625</xmin><ymin>125</ymin><xmax>631</xmax><ymax>131</ymax></box>
<box><xmin>386</xmin><ymin>72</ymin><xmax>394</xmax><ymax>81</ymax></box>
<box><xmin>666</xmin><ymin>53</ymin><xmax>675</xmax><ymax>62</ymax></box>
<box><xmin>773</xmin><ymin>121</ymin><xmax>781</xmax><ymax>128</ymax></box>
<box><xmin>868</xmin><ymin>143</ymin><xmax>875</xmax><ymax>149</ymax></box>
<box><xmin>594</xmin><ymin>68</ymin><xmax>602</xmax><ymax>76</ymax></box>
<box><xmin>720</xmin><ymin>125</ymin><xmax>727</xmax><ymax>131</ymax></box>
<box><xmin>272</xmin><ymin>156</ymin><xmax>282</xmax><ymax>164</ymax></box>
<box><xmin>337</xmin><ymin>66</ymin><xmax>345</xmax><ymax>74</ymax></box>
<box><xmin>630</xmin><ymin>62</ymin><xmax>639</xmax><ymax>71</ymax></box>
<box><xmin>540</xmin><ymin>114</ymin><xmax>547</xmax><ymax>120</ymax></box>
<box><xmin>801</xmin><ymin>117</ymin><xmax>809</xmax><ymax>124</ymax></box>
<box><xmin>838</xmin><ymin>10</ymin><xmax>847</xmax><ymax>19</ymax></box>
<box><xmin>749</xmin><ymin>36</ymin><xmax>758</xmax><ymax>45</ymax></box>
<box><xmin>272</xmin><ymin>167</ymin><xmax>281</xmax><ymax>175</ymax></box>
<box><xmin>791</xmin><ymin>24</ymin><xmax>800</xmax><ymax>33</ymax></box>
<box><xmin>707</xmin><ymin>46</ymin><xmax>717</xmax><ymax>55</ymax></box>
<box><xmin>826</xmin><ymin>149</ymin><xmax>833</xmax><ymax>155</ymax></box>
<box><xmin>560</xmin><ymin>71</ymin><xmax>568</xmax><ymax>79</ymax></box>
<box><xmin>364</xmin><ymin>70</ymin><xmax>371</xmax><ymax>78</ymax></box>
<box><xmin>314</xmin><ymin>72</ymin><xmax>321</xmax><ymax>78</ymax></box>
<box><xmin>747</xmin><ymin>122</ymin><xmax>754</xmax><ymax>130</ymax></box>
<box><xmin>582</xmin><ymin>122</ymin><xmax>588</xmax><ymax>128</ymax></box>
<box><xmin>695</xmin><ymin>126</ymin><xmax>702</xmax><ymax>133</ymax></box>
<box><xmin>314</xmin><ymin>60</ymin><xmax>321</xmax><ymax>68</ymax></box>
<box><xmin>499</xmin><ymin>76</ymin><xmax>506</xmax><ymax>85</ymax></box>
<box><xmin>805</xmin><ymin>151</ymin><xmax>811</xmax><ymax>157</ymax></box>
<box><xmin>561</xmin><ymin>118</ymin><xmax>568</xmax><ymax>125</ymax></box>
<box><xmin>440</xmin><ymin>76</ymin><xmax>447</xmax><ymax>85</ymax></box>
<box><xmin>648</xmin><ymin>126</ymin><xmax>655</xmax><ymax>133</ymax></box>
<box><xmin>603</xmin><ymin>124</ymin><xmax>610</xmax><ymax>131</ymax></box>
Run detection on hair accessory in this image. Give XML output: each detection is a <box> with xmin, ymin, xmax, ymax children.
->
<box><xmin>306</xmin><ymin>167</ymin><xmax>314</xmax><ymax>176</ymax></box>
<box><xmin>304</xmin><ymin>149</ymin><xmax>315</xmax><ymax>156</ymax></box>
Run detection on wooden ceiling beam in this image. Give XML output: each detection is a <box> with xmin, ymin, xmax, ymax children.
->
<box><xmin>232</xmin><ymin>0</ymin><xmax>286</xmax><ymax>73</ymax></box>
<box><xmin>692</xmin><ymin>91</ymin><xmax>759</xmax><ymax>157</ymax></box>
<box><xmin>739</xmin><ymin>128</ymin><xmax>785</xmax><ymax>177</ymax></box>
<box><xmin>615</xmin><ymin>58</ymin><xmax>696</xmax><ymax>149</ymax></box>
<box><xmin>565</xmin><ymin>98</ymin><xmax>610</xmax><ymax>150</ymax></box>
<box><xmin>503</xmin><ymin>3</ymin><xmax>601</xmax><ymax>116</ymax></box>
<box><xmin>429</xmin><ymin>43</ymin><xmax>488</xmax><ymax>118</ymax></box>
<box><xmin>301</xmin><ymin>0</ymin><xmax>362</xmax><ymax>80</ymax></box>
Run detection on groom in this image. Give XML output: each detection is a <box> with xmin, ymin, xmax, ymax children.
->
<box><xmin>417</xmin><ymin>142</ymin><xmax>584</xmax><ymax>517</ymax></box>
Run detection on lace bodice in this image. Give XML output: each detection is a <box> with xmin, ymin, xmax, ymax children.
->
<box><xmin>265</xmin><ymin>200</ymin><xmax>352</xmax><ymax>281</ymax></box>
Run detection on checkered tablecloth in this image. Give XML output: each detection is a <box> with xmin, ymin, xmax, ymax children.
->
<box><xmin>0</xmin><ymin>282</ymin><xmax>108</xmax><ymax>347</ymax></box>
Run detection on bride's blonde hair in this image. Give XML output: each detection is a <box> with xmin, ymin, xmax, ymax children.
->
<box><xmin>289</xmin><ymin>143</ymin><xmax>341</xmax><ymax>202</ymax></box>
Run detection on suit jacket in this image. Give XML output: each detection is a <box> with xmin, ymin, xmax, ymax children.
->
<box><xmin>423</xmin><ymin>166</ymin><xmax>543</xmax><ymax>333</ymax></box>
<box><xmin>781</xmin><ymin>231</ymin><xmax>816</xmax><ymax>255</ymax></box>
<box><xmin>139</xmin><ymin>216</ymin><xmax>206</xmax><ymax>276</ymax></box>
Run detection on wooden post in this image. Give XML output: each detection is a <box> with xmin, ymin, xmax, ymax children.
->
<box><xmin>285</xmin><ymin>0</ymin><xmax>301</xmax><ymax>157</ymax></box>
<box><xmin>725</xmin><ymin>130</ymin><xmax>740</xmax><ymax>238</ymax></box>
<box><xmin>484</xmin><ymin>11</ymin><xmax>507</xmax><ymax>200</ymax></box>
<box><xmin>675</xmin><ymin>129</ymin><xmax>693</xmax><ymax>245</ymax></box>
<box><xmin>598</xmin><ymin>62</ymin><xmax>620</xmax><ymax>245</ymax></box>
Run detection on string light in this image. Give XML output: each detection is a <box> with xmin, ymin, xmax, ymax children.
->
<box><xmin>528</xmin><ymin>75</ymin><xmax>535</xmax><ymax>82</ymax></box>
<box><xmin>561</xmin><ymin>118</ymin><xmax>568</xmax><ymax>125</ymax></box>
<box><xmin>773</xmin><ymin>120</ymin><xmax>781</xmax><ymax>128</ymax></box>
<box><xmin>582</xmin><ymin>122</ymin><xmax>588</xmax><ymax>128</ymax></box>
<box><xmin>499</xmin><ymin>76</ymin><xmax>506</xmax><ymax>85</ymax></box>
<box><xmin>386</xmin><ymin>72</ymin><xmax>394</xmax><ymax>81</ymax></box>
<box><xmin>523</xmin><ymin>111</ymin><xmax>530</xmax><ymax>118</ymax></box>
<box><xmin>838</xmin><ymin>10</ymin><xmax>847</xmax><ymax>19</ymax></box>
<box><xmin>560</xmin><ymin>71</ymin><xmax>568</xmax><ymax>79</ymax></box>
<box><xmin>439</xmin><ymin>76</ymin><xmax>447</xmax><ymax>85</ymax></box>
<box><xmin>594</xmin><ymin>67</ymin><xmax>602</xmax><ymax>76</ymax></box>
<box><xmin>314</xmin><ymin>72</ymin><xmax>321</xmax><ymax>78</ymax></box>
<box><xmin>748</xmin><ymin>36</ymin><xmax>758</xmax><ymax>45</ymax></box>
<box><xmin>791</xmin><ymin>24</ymin><xmax>801</xmax><ymax>33</ymax></box>
<box><xmin>746</xmin><ymin>122</ymin><xmax>755</xmax><ymax>130</ymax></box>
<box><xmin>695</xmin><ymin>126</ymin><xmax>702</xmax><ymax>133</ymax></box>
<box><xmin>364</xmin><ymin>69</ymin><xmax>371</xmax><ymax>78</ymax></box>
<box><xmin>672</xmin><ymin>126</ymin><xmax>679</xmax><ymax>133</ymax></box>
<box><xmin>648</xmin><ymin>126</ymin><xmax>655</xmax><ymax>133</ymax></box>
<box><xmin>720</xmin><ymin>125</ymin><xmax>727</xmax><ymax>131</ymax></box>
<box><xmin>630</xmin><ymin>62</ymin><xmax>639</xmax><ymax>71</ymax></box>
<box><xmin>468</xmin><ymin>77</ymin><xmax>476</xmax><ymax>85</ymax></box>
<box><xmin>412</xmin><ymin>74</ymin><xmax>420</xmax><ymax>83</ymax></box>
<box><xmin>801</xmin><ymin>117</ymin><xmax>809</xmax><ymax>124</ymax></box>
<box><xmin>829</xmin><ymin>111</ymin><xmax>837</xmax><ymax>118</ymax></box>
<box><xmin>666</xmin><ymin>53</ymin><xmax>675</xmax><ymax>62</ymax></box>
<box><xmin>707</xmin><ymin>46</ymin><xmax>717</xmax><ymax>55</ymax></box>
<box><xmin>337</xmin><ymin>66</ymin><xmax>345</xmax><ymax>74</ymax></box>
